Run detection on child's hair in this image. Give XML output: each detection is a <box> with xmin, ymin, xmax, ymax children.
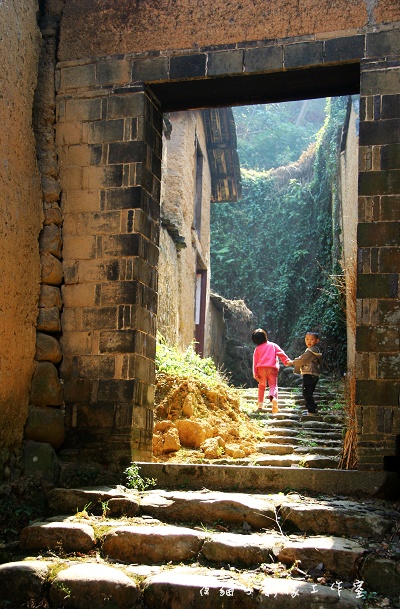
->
<box><xmin>306</xmin><ymin>331</ymin><xmax>319</xmax><ymax>339</ymax></box>
<box><xmin>252</xmin><ymin>328</ymin><xmax>268</xmax><ymax>345</ymax></box>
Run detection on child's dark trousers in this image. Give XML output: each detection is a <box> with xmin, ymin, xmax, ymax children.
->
<box><xmin>302</xmin><ymin>374</ymin><xmax>318</xmax><ymax>413</ymax></box>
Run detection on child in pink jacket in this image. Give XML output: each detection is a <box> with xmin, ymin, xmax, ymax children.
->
<box><xmin>252</xmin><ymin>328</ymin><xmax>292</xmax><ymax>413</ymax></box>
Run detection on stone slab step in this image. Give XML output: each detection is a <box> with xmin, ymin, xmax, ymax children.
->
<box><xmin>301</xmin><ymin>421</ymin><xmax>343</xmax><ymax>431</ymax></box>
<box><xmin>0</xmin><ymin>561</ymin><xmax>364</xmax><ymax>609</ymax></box>
<box><xmin>297</xmin><ymin>431</ymin><xmax>343</xmax><ymax>441</ymax></box>
<box><xmin>293</xmin><ymin>446</ymin><xmax>342</xmax><ymax>456</ymax></box>
<box><xmin>47</xmin><ymin>488</ymin><xmax>398</xmax><ymax>542</ymax></box>
<box><xmin>264</xmin><ymin>418</ymin><xmax>299</xmax><ymax>427</ymax></box>
<box><xmin>263</xmin><ymin>435</ymin><xmax>300</xmax><ymax>445</ymax></box>
<box><xmin>270</xmin><ymin>413</ymin><xmax>300</xmax><ymax>420</ymax></box>
<box><xmin>143</xmin><ymin>567</ymin><xmax>362</xmax><ymax>609</ymax></box>
<box><xmin>16</xmin><ymin>517</ymin><xmax>370</xmax><ymax>579</ymax></box>
<box><xmin>278</xmin><ymin>497</ymin><xmax>396</xmax><ymax>539</ymax></box>
<box><xmin>295</xmin><ymin>439</ymin><xmax>342</xmax><ymax>448</ymax></box>
<box><xmin>48</xmin><ymin>486</ymin><xmax>140</xmax><ymax>516</ymax></box>
<box><xmin>137</xmin><ymin>463</ymin><xmax>400</xmax><ymax>497</ymax></box>
<box><xmin>202</xmin><ymin>532</ymin><xmax>365</xmax><ymax>578</ymax></box>
<box><xmin>138</xmin><ymin>490</ymin><xmax>279</xmax><ymax>529</ymax></box>
<box><xmin>20</xmin><ymin>520</ymin><xmax>95</xmax><ymax>553</ymax></box>
<box><xmin>298</xmin><ymin>438</ymin><xmax>343</xmax><ymax>447</ymax></box>
<box><xmin>247</xmin><ymin>454</ymin><xmax>340</xmax><ymax>468</ymax></box>
<box><xmin>256</xmin><ymin>443</ymin><xmax>297</xmax><ymax>455</ymax></box>
<box><xmin>103</xmin><ymin>524</ymin><xmax>206</xmax><ymax>563</ymax></box>
<box><xmin>264</xmin><ymin>424</ymin><xmax>301</xmax><ymax>438</ymax></box>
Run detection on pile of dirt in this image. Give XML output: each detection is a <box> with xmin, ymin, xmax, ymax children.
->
<box><xmin>153</xmin><ymin>373</ymin><xmax>263</xmax><ymax>463</ymax></box>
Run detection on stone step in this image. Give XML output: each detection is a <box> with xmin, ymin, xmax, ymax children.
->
<box><xmin>264</xmin><ymin>427</ymin><xmax>300</xmax><ymax>437</ymax></box>
<box><xmin>299</xmin><ymin>430</ymin><xmax>342</xmax><ymax>441</ymax></box>
<box><xmin>137</xmin><ymin>463</ymin><xmax>400</xmax><ymax>498</ymax></box>
<box><xmin>295</xmin><ymin>437</ymin><xmax>343</xmax><ymax>447</ymax></box>
<box><xmin>0</xmin><ymin>560</ymin><xmax>365</xmax><ymax>609</ymax></box>
<box><xmin>241</xmin><ymin>384</ymin><xmax>346</xmax><ymax>468</ymax></box>
<box><xmin>143</xmin><ymin>567</ymin><xmax>362</xmax><ymax>608</ymax></box>
<box><xmin>247</xmin><ymin>454</ymin><xmax>341</xmax><ymax>468</ymax></box>
<box><xmin>1</xmin><ymin>484</ymin><xmax>399</xmax><ymax>608</ymax></box>
<box><xmin>296</xmin><ymin>396</ymin><xmax>342</xmax><ymax>403</ymax></box>
<box><xmin>263</xmin><ymin>435</ymin><xmax>300</xmax><ymax>445</ymax></box>
<box><xmin>264</xmin><ymin>418</ymin><xmax>298</xmax><ymax>428</ymax></box>
<box><xmin>47</xmin><ymin>487</ymin><xmax>397</xmax><ymax>541</ymax></box>
<box><xmin>271</xmin><ymin>413</ymin><xmax>300</xmax><ymax>420</ymax></box>
<box><xmin>293</xmin><ymin>445</ymin><xmax>342</xmax><ymax>456</ymax></box>
<box><xmin>300</xmin><ymin>421</ymin><xmax>343</xmax><ymax>431</ymax></box>
<box><xmin>15</xmin><ymin>510</ymin><xmax>389</xmax><ymax>578</ymax></box>
<box><xmin>256</xmin><ymin>443</ymin><xmax>297</xmax><ymax>455</ymax></box>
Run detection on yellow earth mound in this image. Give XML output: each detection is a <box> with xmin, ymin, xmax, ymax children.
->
<box><xmin>153</xmin><ymin>374</ymin><xmax>263</xmax><ymax>463</ymax></box>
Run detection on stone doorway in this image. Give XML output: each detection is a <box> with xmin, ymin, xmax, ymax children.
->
<box><xmin>56</xmin><ymin>34</ymin><xmax>399</xmax><ymax>471</ymax></box>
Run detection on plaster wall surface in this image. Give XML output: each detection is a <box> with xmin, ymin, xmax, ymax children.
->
<box><xmin>159</xmin><ymin>112</ymin><xmax>211</xmax><ymax>352</ymax></box>
<box><xmin>57</xmin><ymin>0</ymin><xmax>399</xmax><ymax>61</ymax></box>
<box><xmin>340</xmin><ymin>103</ymin><xmax>359</xmax><ymax>370</ymax></box>
<box><xmin>157</xmin><ymin>228</ymin><xmax>180</xmax><ymax>348</ymax></box>
<box><xmin>0</xmin><ymin>1</ymin><xmax>42</xmax><ymax>452</ymax></box>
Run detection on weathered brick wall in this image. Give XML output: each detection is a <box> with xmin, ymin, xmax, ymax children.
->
<box><xmin>0</xmin><ymin>0</ymin><xmax>42</xmax><ymax>476</ymax></box>
<box><xmin>356</xmin><ymin>34</ymin><xmax>400</xmax><ymax>470</ymax></box>
<box><xmin>57</xmin><ymin>77</ymin><xmax>161</xmax><ymax>464</ymax></box>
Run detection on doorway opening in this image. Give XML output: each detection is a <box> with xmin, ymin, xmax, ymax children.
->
<box><xmin>155</xmin><ymin>90</ymin><xmax>359</xmax><ymax>467</ymax></box>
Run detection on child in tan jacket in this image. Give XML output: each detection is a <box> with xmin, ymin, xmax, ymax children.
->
<box><xmin>291</xmin><ymin>331</ymin><xmax>322</xmax><ymax>415</ymax></box>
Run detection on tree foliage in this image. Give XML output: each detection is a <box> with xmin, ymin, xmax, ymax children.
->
<box><xmin>211</xmin><ymin>97</ymin><xmax>349</xmax><ymax>377</ymax></box>
<box><xmin>234</xmin><ymin>99</ymin><xmax>326</xmax><ymax>170</ymax></box>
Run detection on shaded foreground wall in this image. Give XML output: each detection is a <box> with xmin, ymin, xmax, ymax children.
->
<box><xmin>0</xmin><ymin>1</ymin><xmax>42</xmax><ymax>470</ymax></box>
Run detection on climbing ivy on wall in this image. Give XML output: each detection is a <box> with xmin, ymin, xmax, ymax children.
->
<box><xmin>211</xmin><ymin>97</ymin><xmax>349</xmax><ymax>376</ymax></box>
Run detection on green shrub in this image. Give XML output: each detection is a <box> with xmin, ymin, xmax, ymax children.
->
<box><xmin>124</xmin><ymin>463</ymin><xmax>156</xmax><ymax>491</ymax></box>
<box><xmin>156</xmin><ymin>336</ymin><xmax>228</xmax><ymax>386</ymax></box>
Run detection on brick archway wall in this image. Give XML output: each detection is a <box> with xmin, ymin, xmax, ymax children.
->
<box><xmin>56</xmin><ymin>26</ymin><xmax>399</xmax><ymax>470</ymax></box>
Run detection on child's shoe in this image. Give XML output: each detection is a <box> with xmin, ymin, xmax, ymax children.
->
<box><xmin>271</xmin><ymin>397</ymin><xmax>279</xmax><ymax>413</ymax></box>
<box><xmin>257</xmin><ymin>402</ymin><xmax>264</xmax><ymax>411</ymax></box>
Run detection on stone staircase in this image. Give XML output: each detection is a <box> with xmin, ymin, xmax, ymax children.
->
<box><xmin>1</xmin><ymin>483</ymin><xmax>400</xmax><ymax>608</ymax></box>
<box><xmin>240</xmin><ymin>384</ymin><xmax>346</xmax><ymax>468</ymax></box>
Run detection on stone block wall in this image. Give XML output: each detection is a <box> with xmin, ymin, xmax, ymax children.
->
<box><xmin>356</xmin><ymin>31</ymin><xmax>400</xmax><ymax>470</ymax></box>
<box><xmin>56</xmin><ymin>78</ymin><xmax>161</xmax><ymax>464</ymax></box>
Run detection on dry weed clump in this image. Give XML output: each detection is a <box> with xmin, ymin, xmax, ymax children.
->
<box><xmin>335</xmin><ymin>248</ymin><xmax>357</xmax><ymax>470</ymax></box>
<box><xmin>338</xmin><ymin>367</ymin><xmax>358</xmax><ymax>470</ymax></box>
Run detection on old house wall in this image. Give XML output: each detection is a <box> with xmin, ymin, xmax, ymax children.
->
<box><xmin>157</xmin><ymin>229</ymin><xmax>180</xmax><ymax>348</ymax></box>
<box><xmin>205</xmin><ymin>300</ymin><xmax>226</xmax><ymax>367</ymax></box>
<box><xmin>0</xmin><ymin>1</ymin><xmax>43</xmax><ymax>471</ymax></box>
<box><xmin>158</xmin><ymin>112</ymin><xmax>212</xmax><ymax>352</ymax></box>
